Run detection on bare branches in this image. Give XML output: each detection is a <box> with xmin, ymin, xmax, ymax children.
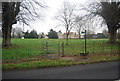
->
<box><xmin>56</xmin><ymin>2</ymin><xmax>76</xmax><ymax>29</ymax></box>
<box><xmin>55</xmin><ymin>1</ymin><xmax>77</xmax><ymax>45</ymax></box>
<box><xmin>15</xmin><ymin>0</ymin><xmax>46</xmax><ymax>25</ymax></box>
<box><xmin>79</xmin><ymin>1</ymin><xmax>120</xmax><ymax>43</ymax></box>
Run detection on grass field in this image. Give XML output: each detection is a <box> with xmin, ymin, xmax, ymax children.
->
<box><xmin>2</xmin><ymin>38</ymin><xmax>120</xmax><ymax>70</ymax></box>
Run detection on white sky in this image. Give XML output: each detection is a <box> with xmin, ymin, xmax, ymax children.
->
<box><xmin>13</xmin><ymin>0</ymin><xmax>105</xmax><ymax>34</ymax></box>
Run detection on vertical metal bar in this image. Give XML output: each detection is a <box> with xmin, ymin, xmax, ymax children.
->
<box><xmin>85</xmin><ymin>30</ymin><xmax>87</xmax><ymax>53</ymax></box>
<box><xmin>93</xmin><ymin>41</ymin><xmax>94</xmax><ymax>55</ymax></box>
<box><xmin>58</xmin><ymin>43</ymin><xmax>60</xmax><ymax>57</ymax></box>
<box><xmin>41</xmin><ymin>42</ymin><xmax>45</xmax><ymax>55</ymax></box>
<box><xmin>62</xmin><ymin>42</ymin><xmax>64</xmax><ymax>56</ymax></box>
<box><xmin>103</xmin><ymin>41</ymin><xmax>104</xmax><ymax>56</ymax></box>
<box><xmin>46</xmin><ymin>41</ymin><xmax>48</xmax><ymax>54</ymax></box>
<box><xmin>83</xmin><ymin>41</ymin><xmax>84</xmax><ymax>53</ymax></box>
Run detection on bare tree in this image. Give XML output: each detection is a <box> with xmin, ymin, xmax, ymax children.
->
<box><xmin>79</xmin><ymin>1</ymin><xmax>120</xmax><ymax>43</ymax></box>
<box><xmin>56</xmin><ymin>1</ymin><xmax>76</xmax><ymax>45</ymax></box>
<box><xmin>74</xmin><ymin>15</ymin><xmax>95</xmax><ymax>39</ymax></box>
<box><xmin>74</xmin><ymin>16</ymin><xmax>82</xmax><ymax>39</ymax></box>
<box><xmin>2</xmin><ymin>0</ymin><xmax>46</xmax><ymax>47</ymax></box>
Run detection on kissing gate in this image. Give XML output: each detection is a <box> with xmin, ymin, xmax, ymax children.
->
<box><xmin>41</xmin><ymin>41</ymin><xmax>65</xmax><ymax>57</ymax></box>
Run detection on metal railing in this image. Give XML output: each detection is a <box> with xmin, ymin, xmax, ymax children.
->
<box><xmin>2</xmin><ymin>40</ymin><xmax>119</xmax><ymax>63</ymax></box>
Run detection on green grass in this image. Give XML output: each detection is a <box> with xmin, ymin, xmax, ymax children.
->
<box><xmin>2</xmin><ymin>38</ymin><xmax>120</xmax><ymax>70</ymax></box>
<box><xmin>3</xmin><ymin>55</ymin><xmax>119</xmax><ymax>70</ymax></box>
<box><xmin>2</xmin><ymin>39</ymin><xmax>119</xmax><ymax>60</ymax></box>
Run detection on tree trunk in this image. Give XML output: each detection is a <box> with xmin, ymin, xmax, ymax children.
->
<box><xmin>108</xmin><ymin>28</ymin><xmax>117</xmax><ymax>44</ymax></box>
<box><xmin>2</xmin><ymin>35</ymin><xmax>11</xmax><ymax>47</ymax></box>
<box><xmin>106</xmin><ymin>21</ymin><xmax>118</xmax><ymax>44</ymax></box>
<box><xmin>2</xmin><ymin>2</ymin><xmax>20</xmax><ymax>47</ymax></box>
<box><xmin>78</xmin><ymin>32</ymin><xmax>80</xmax><ymax>39</ymax></box>
<box><xmin>2</xmin><ymin>24</ymin><xmax>12</xmax><ymax>47</ymax></box>
<box><xmin>66</xmin><ymin>34</ymin><xmax>69</xmax><ymax>45</ymax></box>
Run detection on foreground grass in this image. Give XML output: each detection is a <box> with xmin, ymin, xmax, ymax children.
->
<box><xmin>3</xmin><ymin>55</ymin><xmax>119</xmax><ymax>70</ymax></box>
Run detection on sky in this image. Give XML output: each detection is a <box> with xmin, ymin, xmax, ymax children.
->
<box><xmin>13</xmin><ymin>0</ymin><xmax>105</xmax><ymax>34</ymax></box>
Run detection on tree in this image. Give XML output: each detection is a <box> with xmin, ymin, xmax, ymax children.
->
<box><xmin>11</xmin><ymin>28</ymin><xmax>16</xmax><ymax>38</ymax></box>
<box><xmin>0</xmin><ymin>30</ymin><xmax>2</xmax><ymax>38</ymax></box>
<box><xmin>118</xmin><ymin>29</ymin><xmax>120</xmax><ymax>39</ymax></box>
<box><xmin>29</xmin><ymin>30</ymin><xmax>38</xmax><ymax>38</ymax></box>
<box><xmin>80</xmin><ymin>1</ymin><xmax>120</xmax><ymax>43</ymax></box>
<box><xmin>2</xmin><ymin>1</ymin><xmax>46</xmax><ymax>47</ymax></box>
<box><xmin>100</xmin><ymin>2</ymin><xmax>120</xmax><ymax>43</ymax></box>
<box><xmin>47</xmin><ymin>29</ymin><xmax>58</xmax><ymax>39</ymax></box>
<box><xmin>75</xmin><ymin>15</ymin><xmax>95</xmax><ymax>39</ymax></box>
<box><xmin>2</xmin><ymin>2</ymin><xmax>21</xmax><ymax>47</ymax></box>
<box><xmin>74</xmin><ymin>16</ymin><xmax>83</xmax><ymax>39</ymax></box>
<box><xmin>56</xmin><ymin>2</ymin><xmax>76</xmax><ymax>45</ymax></box>
<box><xmin>23</xmin><ymin>30</ymin><xmax>29</xmax><ymax>38</ymax></box>
<box><xmin>102</xmin><ymin>29</ymin><xmax>109</xmax><ymax>38</ymax></box>
<box><xmin>23</xmin><ymin>30</ymin><xmax>38</xmax><ymax>38</ymax></box>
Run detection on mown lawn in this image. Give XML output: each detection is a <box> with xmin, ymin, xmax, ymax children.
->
<box><xmin>2</xmin><ymin>38</ymin><xmax>120</xmax><ymax>70</ymax></box>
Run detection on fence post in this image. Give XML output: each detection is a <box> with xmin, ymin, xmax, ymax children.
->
<box><xmin>93</xmin><ymin>41</ymin><xmax>94</xmax><ymax>55</ymax></box>
<box><xmin>62</xmin><ymin>42</ymin><xmax>64</xmax><ymax>56</ymax></box>
<box><xmin>45</xmin><ymin>41</ymin><xmax>48</xmax><ymax>54</ymax></box>
<box><xmin>83</xmin><ymin>41</ymin><xmax>84</xmax><ymax>53</ymax></box>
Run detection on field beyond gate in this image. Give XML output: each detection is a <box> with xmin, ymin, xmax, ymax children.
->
<box><xmin>2</xmin><ymin>39</ymin><xmax>120</xmax><ymax>70</ymax></box>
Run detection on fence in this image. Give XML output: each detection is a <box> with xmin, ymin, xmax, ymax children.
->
<box><xmin>2</xmin><ymin>40</ymin><xmax>119</xmax><ymax>63</ymax></box>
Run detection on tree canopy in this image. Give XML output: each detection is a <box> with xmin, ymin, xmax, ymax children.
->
<box><xmin>47</xmin><ymin>29</ymin><xmax>58</xmax><ymax>39</ymax></box>
<box><xmin>23</xmin><ymin>30</ymin><xmax>38</xmax><ymax>38</ymax></box>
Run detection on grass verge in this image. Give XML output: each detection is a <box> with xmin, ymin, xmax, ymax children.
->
<box><xmin>3</xmin><ymin>55</ymin><xmax>120</xmax><ymax>70</ymax></box>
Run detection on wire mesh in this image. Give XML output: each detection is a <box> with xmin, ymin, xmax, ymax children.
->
<box><xmin>2</xmin><ymin>39</ymin><xmax>119</xmax><ymax>64</ymax></box>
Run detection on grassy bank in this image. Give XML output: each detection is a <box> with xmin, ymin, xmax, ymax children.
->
<box><xmin>3</xmin><ymin>54</ymin><xmax>119</xmax><ymax>70</ymax></box>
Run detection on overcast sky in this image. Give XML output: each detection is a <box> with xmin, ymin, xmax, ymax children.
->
<box><xmin>13</xmin><ymin>0</ymin><xmax>105</xmax><ymax>34</ymax></box>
